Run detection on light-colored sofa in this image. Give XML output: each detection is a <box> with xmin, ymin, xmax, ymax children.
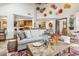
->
<box><xmin>16</xmin><ymin>29</ymin><xmax>70</xmax><ymax>51</ymax></box>
<box><xmin>16</xmin><ymin>29</ymin><xmax>46</xmax><ymax>51</ymax></box>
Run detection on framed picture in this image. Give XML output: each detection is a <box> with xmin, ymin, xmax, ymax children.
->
<box><xmin>36</xmin><ymin>20</ymin><xmax>46</xmax><ymax>29</ymax></box>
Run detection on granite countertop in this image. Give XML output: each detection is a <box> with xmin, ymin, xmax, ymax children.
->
<box><xmin>28</xmin><ymin>42</ymin><xmax>70</xmax><ymax>56</ymax></box>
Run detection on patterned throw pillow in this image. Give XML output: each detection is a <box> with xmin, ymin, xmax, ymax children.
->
<box><xmin>18</xmin><ymin>31</ymin><xmax>27</xmax><ymax>40</ymax></box>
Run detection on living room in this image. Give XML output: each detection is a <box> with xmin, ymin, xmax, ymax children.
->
<box><xmin>0</xmin><ymin>3</ymin><xmax>79</xmax><ymax>56</ymax></box>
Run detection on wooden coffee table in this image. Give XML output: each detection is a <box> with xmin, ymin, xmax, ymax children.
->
<box><xmin>27</xmin><ymin>42</ymin><xmax>70</xmax><ymax>56</ymax></box>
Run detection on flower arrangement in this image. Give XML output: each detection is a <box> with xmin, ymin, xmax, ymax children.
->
<box><xmin>48</xmin><ymin>33</ymin><xmax>63</xmax><ymax>45</ymax></box>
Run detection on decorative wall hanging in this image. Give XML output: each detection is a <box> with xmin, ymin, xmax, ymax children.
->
<box><xmin>49</xmin><ymin>10</ymin><xmax>53</xmax><ymax>15</ymax></box>
<box><xmin>50</xmin><ymin>3</ymin><xmax>57</xmax><ymax>10</ymax></box>
<box><xmin>40</xmin><ymin>8</ymin><xmax>46</xmax><ymax>13</ymax></box>
<box><xmin>48</xmin><ymin>22</ymin><xmax>53</xmax><ymax>29</ymax></box>
<box><xmin>40</xmin><ymin>8</ymin><xmax>44</xmax><ymax>13</ymax></box>
<box><xmin>36</xmin><ymin>7</ymin><xmax>40</xmax><ymax>11</ymax></box>
<box><xmin>69</xmin><ymin>15</ymin><xmax>75</xmax><ymax>30</ymax></box>
<box><xmin>54</xmin><ymin>5</ymin><xmax>57</xmax><ymax>9</ymax></box>
<box><xmin>44</xmin><ymin>13</ymin><xmax>47</xmax><ymax>17</ymax></box>
<box><xmin>50</xmin><ymin>3</ymin><xmax>55</xmax><ymax>9</ymax></box>
<box><xmin>46</xmin><ymin>20</ymin><xmax>56</xmax><ymax>33</ymax></box>
<box><xmin>57</xmin><ymin>7</ymin><xmax>63</xmax><ymax>14</ymax></box>
<box><xmin>36</xmin><ymin>7</ymin><xmax>46</xmax><ymax>13</ymax></box>
<box><xmin>64</xmin><ymin>3</ymin><xmax>71</xmax><ymax>9</ymax></box>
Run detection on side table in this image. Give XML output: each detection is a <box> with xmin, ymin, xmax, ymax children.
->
<box><xmin>7</xmin><ymin>39</ymin><xmax>17</xmax><ymax>52</ymax></box>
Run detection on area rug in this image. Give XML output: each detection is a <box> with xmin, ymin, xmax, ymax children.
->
<box><xmin>7</xmin><ymin>49</ymin><xmax>31</xmax><ymax>56</ymax></box>
<box><xmin>70</xmin><ymin>47</ymin><xmax>79</xmax><ymax>56</ymax></box>
<box><xmin>70</xmin><ymin>44</ymin><xmax>79</xmax><ymax>56</ymax></box>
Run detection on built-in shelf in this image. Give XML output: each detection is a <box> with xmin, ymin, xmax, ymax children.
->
<box><xmin>14</xmin><ymin>20</ymin><xmax>32</xmax><ymax>30</ymax></box>
<box><xmin>0</xmin><ymin>29</ymin><xmax>6</xmax><ymax>41</ymax></box>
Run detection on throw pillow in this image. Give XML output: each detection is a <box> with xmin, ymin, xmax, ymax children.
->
<box><xmin>18</xmin><ymin>31</ymin><xmax>27</xmax><ymax>40</ymax></box>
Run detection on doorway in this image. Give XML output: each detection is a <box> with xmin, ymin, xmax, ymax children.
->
<box><xmin>56</xmin><ymin>18</ymin><xmax>67</xmax><ymax>35</ymax></box>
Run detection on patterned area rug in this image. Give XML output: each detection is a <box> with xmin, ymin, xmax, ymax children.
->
<box><xmin>7</xmin><ymin>49</ymin><xmax>31</xmax><ymax>56</ymax></box>
<box><xmin>70</xmin><ymin>48</ymin><xmax>79</xmax><ymax>56</ymax></box>
<box><xmin>70</xmin><ymin>43</ymin><xmax>79</xmax><ymax>56</ymax></box>
<box><xmin>7</xmin><ymin>48</ymin><xmax>79</xmax><ymax>56</ymax></box>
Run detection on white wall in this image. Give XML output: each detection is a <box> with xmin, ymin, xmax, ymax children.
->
<box><xmin>0</xmin><ymin>3</ymin><xmax>35</xmax><ymax>16</ymax></box>
<box><xmin>0</xmin><ymin>3</ymin><xmax>36</xmax><ymax>39</ymax></box>
<box><xmin>75</xmin><ymin>12</ymin><xmax>79</xmax><ymax>31</ymax></box>
<box><xmin>37</xmin><ymin>3</ymin><xmax>79</xmax><ymax>18</ymax></box>
<box><xmin>36</xmin><ymin>3</ymin><xmax>79</xmax><ymax>34</ymax></box>
<box><xmin>0</xmin><ymin>3</ymin><xmax>79</xmax><ymax>39</ymax></box>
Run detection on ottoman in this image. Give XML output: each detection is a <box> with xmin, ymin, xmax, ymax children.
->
<box><xmin>7</xmin><ymin>39</ymin><xmax>17</xmax><ymax>52</ymax></box>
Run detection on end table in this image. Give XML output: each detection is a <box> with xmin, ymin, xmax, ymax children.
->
<box><xmin>7</xmin><ymin>39</ymin><xmax>17</xmax><ymax>52</ymax></box>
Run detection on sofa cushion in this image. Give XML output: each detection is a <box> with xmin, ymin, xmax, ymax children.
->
<box><xmin>18</xmin><ymin>36</ymin><xmax>44</xmax><ymax>45</ymax></box>
<box><xmin>24</xmin><ymin>30</ymin><xmax>32</xmax><ymax>38</ymax></box>
<box><xmin>30</xmin><ymin>30</ymin><xmax>39</xmax><ymax>37</ymax></box>
<box><xmin>32</xmin><ymin>36</ymin><xmax>44</xmax><ymax>40</ymax></box>
<box><xmin>18</xmin><ymin>31</ymin><xmax>27</xmax><ymax>40</ymax></box>
<box><xmin>38</xmin><ymin>29</ymin><xmax>45</xmax><ymax>36</ymax></box>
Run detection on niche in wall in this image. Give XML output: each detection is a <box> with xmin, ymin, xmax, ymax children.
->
<box><xmin>14</xmin><ymin>15</ymin><xmax>32</xmax><ymax>30</ymax></box>
<box><xmin>36</xmin><ymin>19</ymin><xmax>56</xmax><ymax>33</ymax></box>
<box><xmin>15</xmin><ymin>20</ymin><xmax>32</xmax><ymax>30</ymax></box>
<box><xmin>0</xmin><ymin>16</ymin><xmax>7</xmax><ymax>30</ymax></box>
<box><xmin>36</xmin><ymin>20</ymin><xmax>46</xmax><ymax>29</ymax></box>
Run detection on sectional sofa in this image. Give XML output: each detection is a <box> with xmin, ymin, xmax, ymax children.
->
<box><xmin>16</xmin><ymin>29</ymin><xmax>46</xmax><ymax>51</ymax></box>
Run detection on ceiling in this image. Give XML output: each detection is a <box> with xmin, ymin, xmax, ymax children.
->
<box><xmin>0</xmin><ymin>3</ymin><xmax>9</xmax><ymax>6</ymax></box>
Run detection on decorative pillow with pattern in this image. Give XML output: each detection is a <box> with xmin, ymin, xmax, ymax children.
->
<box><xmin>18</xmin><ymin>31</ymin><xmax>27</xmax><ymax>40</ymax></box>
